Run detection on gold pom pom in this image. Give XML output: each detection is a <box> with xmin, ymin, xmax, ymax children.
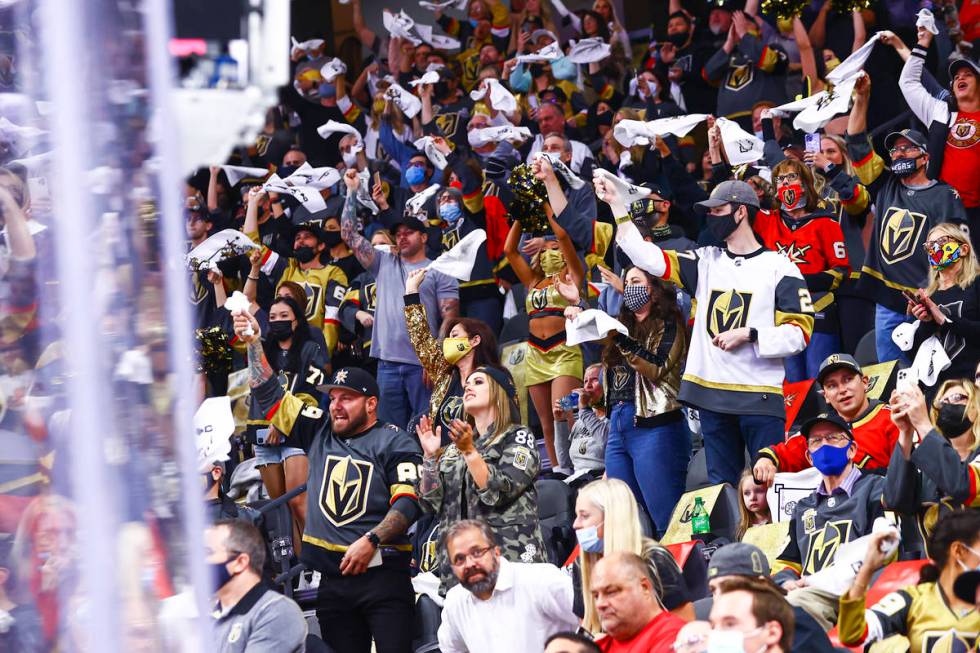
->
<box><xmin>507</xmin><ymin>163</ymin><xmax>550</xmax><ymax>235</ymax></box>
<box><xmin>760</xmin><ymin>0</ymin><xmax>809</xmax><ymax>19</ymax></box>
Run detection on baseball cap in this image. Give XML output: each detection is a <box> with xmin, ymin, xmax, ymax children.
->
<box><xmin>707</xmin><ymin>542</ymin><xmax>771</xmax><ymax>579</ymax></box>
<box><xmin>949</xmin><ymin>57</ymin><xmax>980</xmax><ymax>81</ymax></box>
<box><xmin>800</xmin><ymin>413</ymin><xmax>853</xmax><ymax>441</ymax></box>
<box><xmin>291</xmin><ymin>222</ymin><xmax>326</xmax><ymax>242</ymax></box>
<box><xmin>816</xmin><ymin>353</ymin><xmax>863</xmax><ymax>386</ymax></box>
<box><xmin>954</xmin><ymin>569</ymin><xmax>980</xmax><ymax>603</ymax></box>
<box><xmin>884</xmin><ymin>128</ymin><xmax>928</xmax><ymax>153</ymax></box>
<box><xmin>320</xmin><ymin>367</ymin><xmax>379</xmax><ymax>397</ymax></box>
<box><xmin>695</xmin><ymin>180</ymin><xmax>760</xmax><ymax>211</ymax></box>
<box><xmin>390</xmin><ymin>215</ymin><xmax>428</xmax><ymax>233</ymax></box>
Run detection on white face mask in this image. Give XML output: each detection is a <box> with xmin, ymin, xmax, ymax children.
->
<box><xmin>373</xmin><ymin>244</ymin><xmax>392</xmax><ymax>253</ymax></box>
<box><xmin>706</xmin><ymin>627</ymin><xmax>766</xmax><ymax>653</ymax></box>
<box><xmin>467</xmin><ymin>128</ymin><xmax>493</xmax><ymax>148</ymax></box>
<box><xmin>342</xmin><ymin>150</ymin><xmax>359</xmax><ymax>167</ymax></box>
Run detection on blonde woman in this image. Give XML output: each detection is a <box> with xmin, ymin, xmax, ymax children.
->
<box><xmin>906</xmin><ymin>223</ymin><xmax>980</xmax><ymax>389</ymax></box>
<box><xmin>887</xmin><ymin>379</ymin><xmax>980</xmax><ymax>553</ymax></box>
<box><xmin>416</xmin><ymin>367</ymin><xmax>547</xmax><ymax>592</ymax></box>
<box><xmin>569</xmin><ymin>478</ymin><xmax>694</xmax><ymax>634</ymax></box>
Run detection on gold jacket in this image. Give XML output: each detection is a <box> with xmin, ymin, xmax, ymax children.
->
<box><xmin>404</xmin><ymin>297</ymin><xmax>458</xmax><ymax>426</ymax></box>
<box><xmin>605</xmin><ymin>316</ymin><xmax>688</xmax><ymax>422</ymax></box>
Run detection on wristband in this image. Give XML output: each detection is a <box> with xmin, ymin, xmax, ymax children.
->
<box><xmin>366</xmin><ymin>531</ymin><xmax>381</xmax><ymax>548</ymax></box>
<box><xmin>748</xmin><ymin>327</ymin><xmax>758</xmax><ymax>343</ymax></box>
<box><xmin>614</xmin><ymin>214</ymin><xmax>632</xmax><ymax>225</ymax></box>
<box><xmin>247</xmin><ymin>275</ymin><xmax>259</xmax><ymax>281</ymax></box>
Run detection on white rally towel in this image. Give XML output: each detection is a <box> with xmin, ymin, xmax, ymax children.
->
<box><xmin>406</xmin><ymin>183</ymin><xmax>441</xmax><ymax>217</ymax></box>
<box><xmin>467</xmin><ymin>124</ymin><xmax>532</xmax><ymax>148</ymax></box>
<box><xmin>469</xmin><ymin>78</ymin><xmax>518</xmax><ymax>113</ymax></box>
<box><xmin>320</xmin><ymin>57</ymin><xmax>348</xmax><ymax>83</ymax></box>
<box><xmin>224</xmin><ymin>291</ymin><xmax>254</xmax><ymax>337</ymax></box>
<box><xmin>317</xmin><ymin>119</ymin><xmax>363</xmax><ymax>143</ymax></box>
<box><xmin>566</xmin><ymin>309</ymin><xmax>629</xmax><ymax>346</ymax></box>
<box><xmin>567</xmin><ymin>38</ymin><xmax>612</xmax><ymax>64</ymax></box>
<box><xmin>414</xmin><ymin>23</ymin><xmax>462</xmax><ymax>50</ymax></box>
<box><xmin>826</xmin><ymin>32</ymin><xmax>882</xmax><ymax>85</ymax></box>
<box><xmin>195</xmin><ymin>396</ymin><xmax>235</xmax><ymax>474</ymax></box>
<box><xmin>593</xmin><ymin>168</ymin><xmax>652</xmax><ymax>207</ymax></box>
<box><xmin>612</xmin><ymin>114</ymin><xmax>708</xmax><ymax>147</ymax></box>
<box><xmin>535</xmin><ymin>151</ymin><xmax>585</xmax><ymax>189</ymax></box>
<box><xmin>413</xmin><ymin>136</ymin><xmax>448</xmax><ymax>170</ymax></box>
<box><xmin>219</xmin><ymin>165</ymin><xmax>269</xmax><ymax>186</ymax></box>
<box><xmin>773</xmin><ymin>73</ymin><xmax>861</xmax><ymax>133</ymax></box>
<box><xmin>892</xmin><ymin>320</ymin><xmax>920</xmax><ymax>352</ymax></box>
<box><xmin>916</xmin><ymin>8</ymin><xmax>939</xmax><ymax>35</ymax></box>
<box><xmin>383</xmin><ymin>9</ymin><xmax>422</xmax><ymax>45</ymax></box>
<box><xmin>356</xmin><ymin>169</ymin><xmax>380</xmax><ymax>214</ymax></box>
<box><xmin>516</xmin><ymin>42</ymin><xmax>562</xmax><ymax>64</ymax></box>
<box><xmin>408</xmin><ymin>70</ymin><xmax>442</xmax><ymax>88</ymax></box>
<box><xmin>419</xmin><ymin>0</ymin><xmax>467</xmax><ymax>10</ymax></box>
<box><xmin>384</xmin><ymin>81</ymin><xmax>423</xmax><ymax>119</ymax></box>
<box><xmin>910</xmin><ymin>335</ymin><xmax>952</xmax><ymax>387</ymax></box>
<box><xmin>428</xmin><ymin>229</ymin><xmax>487</xmax><ymax>281</ymax></box>
<box><xmin>716</xmin><ymin>117</ymin><xmax>764</xmax><ymax>165</ymax></box>
<box><xmin>185</xmin><ymin>229</ymin><xmax>259</xmax><ymax>271</ymax></box>
<box><xmin>290</xmin><ymin>37</ymin><xmax>324</xmax><ymax>58</ymax></box>
<box><xmin>279</xmin><ymin>162</ymin><xmax>342</xmax><ymax>190</ymax></box>
<box><xmin>766</xmin><ymin>467</ymin><xmax>823</xmax><ymax>523</ymax></box>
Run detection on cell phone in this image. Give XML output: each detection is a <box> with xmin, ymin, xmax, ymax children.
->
<box><xmin>255</xmin><ymin>427</ymin><xmax>270</xmax><ymax>446</ymax></box>
<box><xmin>373</xmin><ymin>171</ymin><xmax>381</xmax><ymax>188</ymax></box>
<box><xmin>804</xmin><ymin>133</ymin><xmax>821</xmax><ymax>154</ymax></box>
<box><xmin>902</xmin><ymin>290</ymin><xmax>922</xmax><ymax>306</ymax></box>
<box><xmin>896</xmin><ymin>368</ymin><xmax>919</xmax><ymax>392</ymax></box>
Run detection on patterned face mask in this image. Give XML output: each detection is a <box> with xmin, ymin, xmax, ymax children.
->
<box><xmin>623</xmin><ymin>284</ymin><xmax>650</xmax><ymax>312</ymax></box>
<box><xmin>927</xmin><ymin>241</ymin><xmax>963</xmax><ymax>270</ymax></box>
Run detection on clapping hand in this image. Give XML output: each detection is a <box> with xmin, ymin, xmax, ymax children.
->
<box><xmin>416</xmin><ymin>415</ymin><xmax>443</xmax><ymax>458</ymax></box>
<box><xmin>448</xmin><ymin>418</ymin><xmax>476</xmax><ymax>454</ymax></box>
<box><xmin>554</xmin><ymin>270</ymin><xmax>580</xmax><ymax>304</ymax></box>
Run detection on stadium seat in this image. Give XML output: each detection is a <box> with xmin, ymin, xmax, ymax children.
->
<box><xmin>685</xmin><ymin>449</ymin><xmax>752</xmax><ymax>491</ymax></box>
<box><xmin>854</xmin><ymin>329</ymin><xmax>878</xmax><ymax>367</ymax></box>
<box><xmin>305</xmin><ymin>633</ymin><xmax>335</xmax><ymax>653</ymax></box>
<box><xmin>535</xmin><ymin>479</ymin><xmax>577</xmax><ymax>565</ymax></box>
<box><xmin>413</xmin><ymin>594</ymin><xmax>443</xmax><ymax>653</ymax></box>
<box><xmin>664</xmin><ymin>539</ymin><xmax>711</xmax><ymax>601</ymax></box>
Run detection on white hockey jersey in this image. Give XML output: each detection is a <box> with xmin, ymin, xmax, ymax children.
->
<box><xmin>617</xmin><ymin>221</ymin><xmax>814</xmax><ymax>418</ymax></box>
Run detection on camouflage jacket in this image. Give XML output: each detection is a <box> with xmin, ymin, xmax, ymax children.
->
<box><xmin>418</xmin><ymin>423</ymin><xmax>547</xmax><ymax>592</ymax></box>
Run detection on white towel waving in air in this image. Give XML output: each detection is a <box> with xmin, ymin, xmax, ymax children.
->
<box><xmin>427</xmin><ymin>230</ymin><xmax>487</xmax><ymax>281</ymax></box>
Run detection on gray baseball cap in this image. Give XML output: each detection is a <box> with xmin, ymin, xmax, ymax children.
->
<box><xmin>707</xmin><ymin>542</ymin><xmax>771</xmax><ymax>579</ymax></box>
<box><xmin>695</xmin><ymin>180</ymin><xmax>760</xmax><ymax>211</ymax></box>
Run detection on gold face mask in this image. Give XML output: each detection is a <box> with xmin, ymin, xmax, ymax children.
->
<box><xmin>442</xmin><ymin>337</ymin><xmax>473</xmax><ymax>364</ymax></box>
<box><xmin>539</xmin><ymin>249</ymin><xmax>565</xmax><ymax>276</ymax></box>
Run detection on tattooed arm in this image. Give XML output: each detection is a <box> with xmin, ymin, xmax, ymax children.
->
<box><xmin>340</xmin><ymin>169</ymin><xmax>377</xmax><ymax>271</ymax></box>
<box><xmin>439</xmin><ymin>297</ymin><xmax>460</xmax><ymax>321</ymax></box>
<box><xmin>233</xmin><ymin>310</ymin><xmax>274</xmax><ymax>387</ymax></box>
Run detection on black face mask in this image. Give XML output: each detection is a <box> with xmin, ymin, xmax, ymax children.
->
<box><xmin>891</xmin><ymin>156</ymin><xmax>920</xmax><ymax>177</ymax></box>
<box><xmin>529</xmin><ymin>63</ymin><xmax>546</xmax><ymax>78</ymax></box>
<box><xmin>267</xmin><ymin>320</ymin><xmax>294</xmax><ymax>342</ymax></box>
<box><xmin>323</xmin><ymin>231</ymin><xmax>342</xmax><ymax>247</ymax></box>
<box><xmin>595</xmin><ymin>111</ymin><xmax>613</xmax><ymax>127</ymax></box>
<box><xmin>707</xmin><ymin>210</ymin><xmax>740</xmax><ymax>242</ymax></box>
<box><xmin>667</xmin><ymin>31</ymin><xmax>689</xmax><ymax>47</ymax></box>
<box><xmin>294</xmin><ymin>246</ymin><xmax>317</xmax><ymax>263</ymax></box>
<box><xmin>937</xmin><ymin>402</ymin><xmax>973</xmax><ymax>438</ymax></box>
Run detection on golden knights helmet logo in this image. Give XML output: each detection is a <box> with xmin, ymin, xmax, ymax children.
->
<box><xmin>725</xmin><ymin>63</ymin><xmax>754</xmax><ymax>91</ymax></box>
<box><xmin>803</xmin><ymin>519</ymin><xmax>852</xmax><ymax>574</ymax></box>
<box><xmin>319</xmin><ymin>455</ymin><xmax>374</xmax><ymax>527</ymax></box>
<box><xmin>706</xmin><ymin>289</ymin><xmax>753</xmax><ymax>338</ymax></box>
<box><xmin>879</xmin><ymin>208</ymin><xmax>926</xmax><ymax>265</ymax></box>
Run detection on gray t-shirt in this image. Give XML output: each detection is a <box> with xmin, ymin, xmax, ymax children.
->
<box><xmin>369</xmin><ymin>251</ymin><xmax>458</xmax><ymax>365</ymax></box>
<box><xmin>212</xmin><ymin>583</ymin><xmax>307</xmax><ymax>653</ymax></box>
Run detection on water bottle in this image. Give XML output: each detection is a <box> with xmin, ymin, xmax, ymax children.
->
<box><xmin>691</xmin><ymin>496</ymin><xmax>711</xmax><ymax>536</ymax></box>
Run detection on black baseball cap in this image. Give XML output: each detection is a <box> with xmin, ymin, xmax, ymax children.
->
<box><xmin>390</xmin><ymin>215</ymin><xmax>428</xmax><ymax>233</ymax></box>
<box><xmin>949</xmin><ymin>57</ymin><xmax>980</xmax><ymax>81</ymax></box>
<box><xmin>320</xmin><ymin>367</ymin><xmax>379</xmax><ymax>397</ymax></box>
<box><xmin>800</xmin><ymin>413</ymin><xmax>853</xmax><ymax>441</ymax></box>
<box><xmin>291</xmin><ymin>222</ymin><xmax>326</xmax><ymax>242</ymax></box>
<box><xmin>816</xmin><ymin>353</ymin><xmax>863</xmax><ymax>386</ymax></box>
<box><xmin>884</xmin><ymin>128</ymin><xmax>928</xmax><ymax>153</ymax></box>
<box><xmin>707</xmin><ymin>542</ymin><xmax>771</xmax><ymax>579</ymax></box>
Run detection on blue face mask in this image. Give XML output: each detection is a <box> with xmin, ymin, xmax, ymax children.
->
<box><xmin>575</xmin><ymin>526</ymin><xmax>603</xmax><ymax>553</ymax></box>
<box><xmin>468</xmin><ymin>17</ymin><xmax>480</xmax><ymax>27</ymax></box>
<box><xmin>810</xmin><ymin>442</ymin><xmax>851</xmax><ymax>477</ymax></box>
<box><xmin>406</xmin><ymin>165</ymin><xmax>426</xmax><ymax>186</ymax></box>
<box><xmin>318</xmin><ymin>81</ymin><xmax>336</xmax><ymax>99</ymax></box>
<box><xmin>210</xmin><ymin>556</ymin><xmax>236</xmax><ymax>591</ymax></box>
<box><xmin>439</xmin><ymin>202</ymin><xmax>462</xmax><ymax>224</ymax></box>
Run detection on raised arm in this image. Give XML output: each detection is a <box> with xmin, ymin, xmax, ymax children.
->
<box><xmin>534</xmin><ymin>156</ymin><xmax>568</xmax><ymax>217</ymax></box>
<box><xmin>340</xmin><ymin>169</ymin><xmax>377</xmax><ymax>271</ymax></box>
<box><xmin>504</xmin><ymin>220</ymin><xmax>536</xmax><ymax>286</ymax></box>
<box><xmin>808</xmin><ymin>0</ymin><xmax>831</xmax><ymax>50</ymax></box>
<box><xmin>851</xmin><ymin>9</ymin><xmax>866</xmax><ymax>52</ymax></box>
<box><xmin>593</xmin><ymin>172</ymin><xmax>668</xmax><ymax>278</ymax></box>
<box><xmin>794</xmin><ymin>17</ymin><xmax>823</xmax><ymax>93</ymax></box>
<box><xmin>207</xmin><ymin>166</ymin><xmax>222</xmax><ymax>213</ymax></box>
<box><xmin>548</xmin><ymin>207</ymin><xmax>584</xmax><ymax>289</ymax></box>
<box><xmin>350</xmin><ymin>0</ymin><xmax>378</xmax><ymax>49</ymax></box>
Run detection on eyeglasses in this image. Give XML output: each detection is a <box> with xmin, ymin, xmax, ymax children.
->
<box><xmin>888</xmin><ymin>144</ymin><xmax>921</xmax><ymax>156</ymax></box>
<box><xmin>807</xmin><ymin>432</ymin><xmax>850</xmax><ymax>449</ymax></box>
<box><xmin>772</xmin><ymin>172</ymin><xmax>799</xmax><ymax>185</ymax></box>
<box><xmin>941</xmin><ymin>394</ymin><xmax>970</xmax><ymax>404</ymax></box>
<box><xmin>923</xmin><ymin>237</ymin><xmax>960</xmax><ymax>250</ymax></box>
<box><xmin>450</xmin><ymin>546</ymin><xmax>493</xmax><ymax>568</ymax></box>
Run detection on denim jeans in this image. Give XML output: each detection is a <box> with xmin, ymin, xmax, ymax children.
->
<box><xmin>784</xmin><ymin>331</ymin><xmax>841</xmax><ymax>383</ymax></box>
<box><xmin>698</xmin><ymin>408</ymin><xmax>784</xmax><ymax>487</ymax></box>
<box><xmin>875</xmin><ymin>303</ymin><xmax>911</xmax><ymax>366</ymax></box>
<box><xmin>605</xmin><ymin>403</ymin><xmax>691</xmax><ymax>536</ymax></box>
<box><xmin>377</xmin><ymin>361</ymin><xmax>431</xmax><ymax>431</ymax></box>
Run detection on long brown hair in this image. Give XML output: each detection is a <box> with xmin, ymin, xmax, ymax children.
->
<box><xmin>601</xmin><ymin>268</ymin><xmax>681</xmax><ymax>368</ymax></box>
<box><xmin>771</xmin><ymin>158</ymin><xmax>821</xmax><ymax>213</ymax></box>
<box><xmin>441</xmin><ymin>316</ymin><xmax>502</xmax><ymax>369</ymax></box>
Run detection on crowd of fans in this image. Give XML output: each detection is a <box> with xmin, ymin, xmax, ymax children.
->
<box><xmin>3</xmin><ymin>0</ymin><xmax>980</xmax><ymax>650</ymax></box>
